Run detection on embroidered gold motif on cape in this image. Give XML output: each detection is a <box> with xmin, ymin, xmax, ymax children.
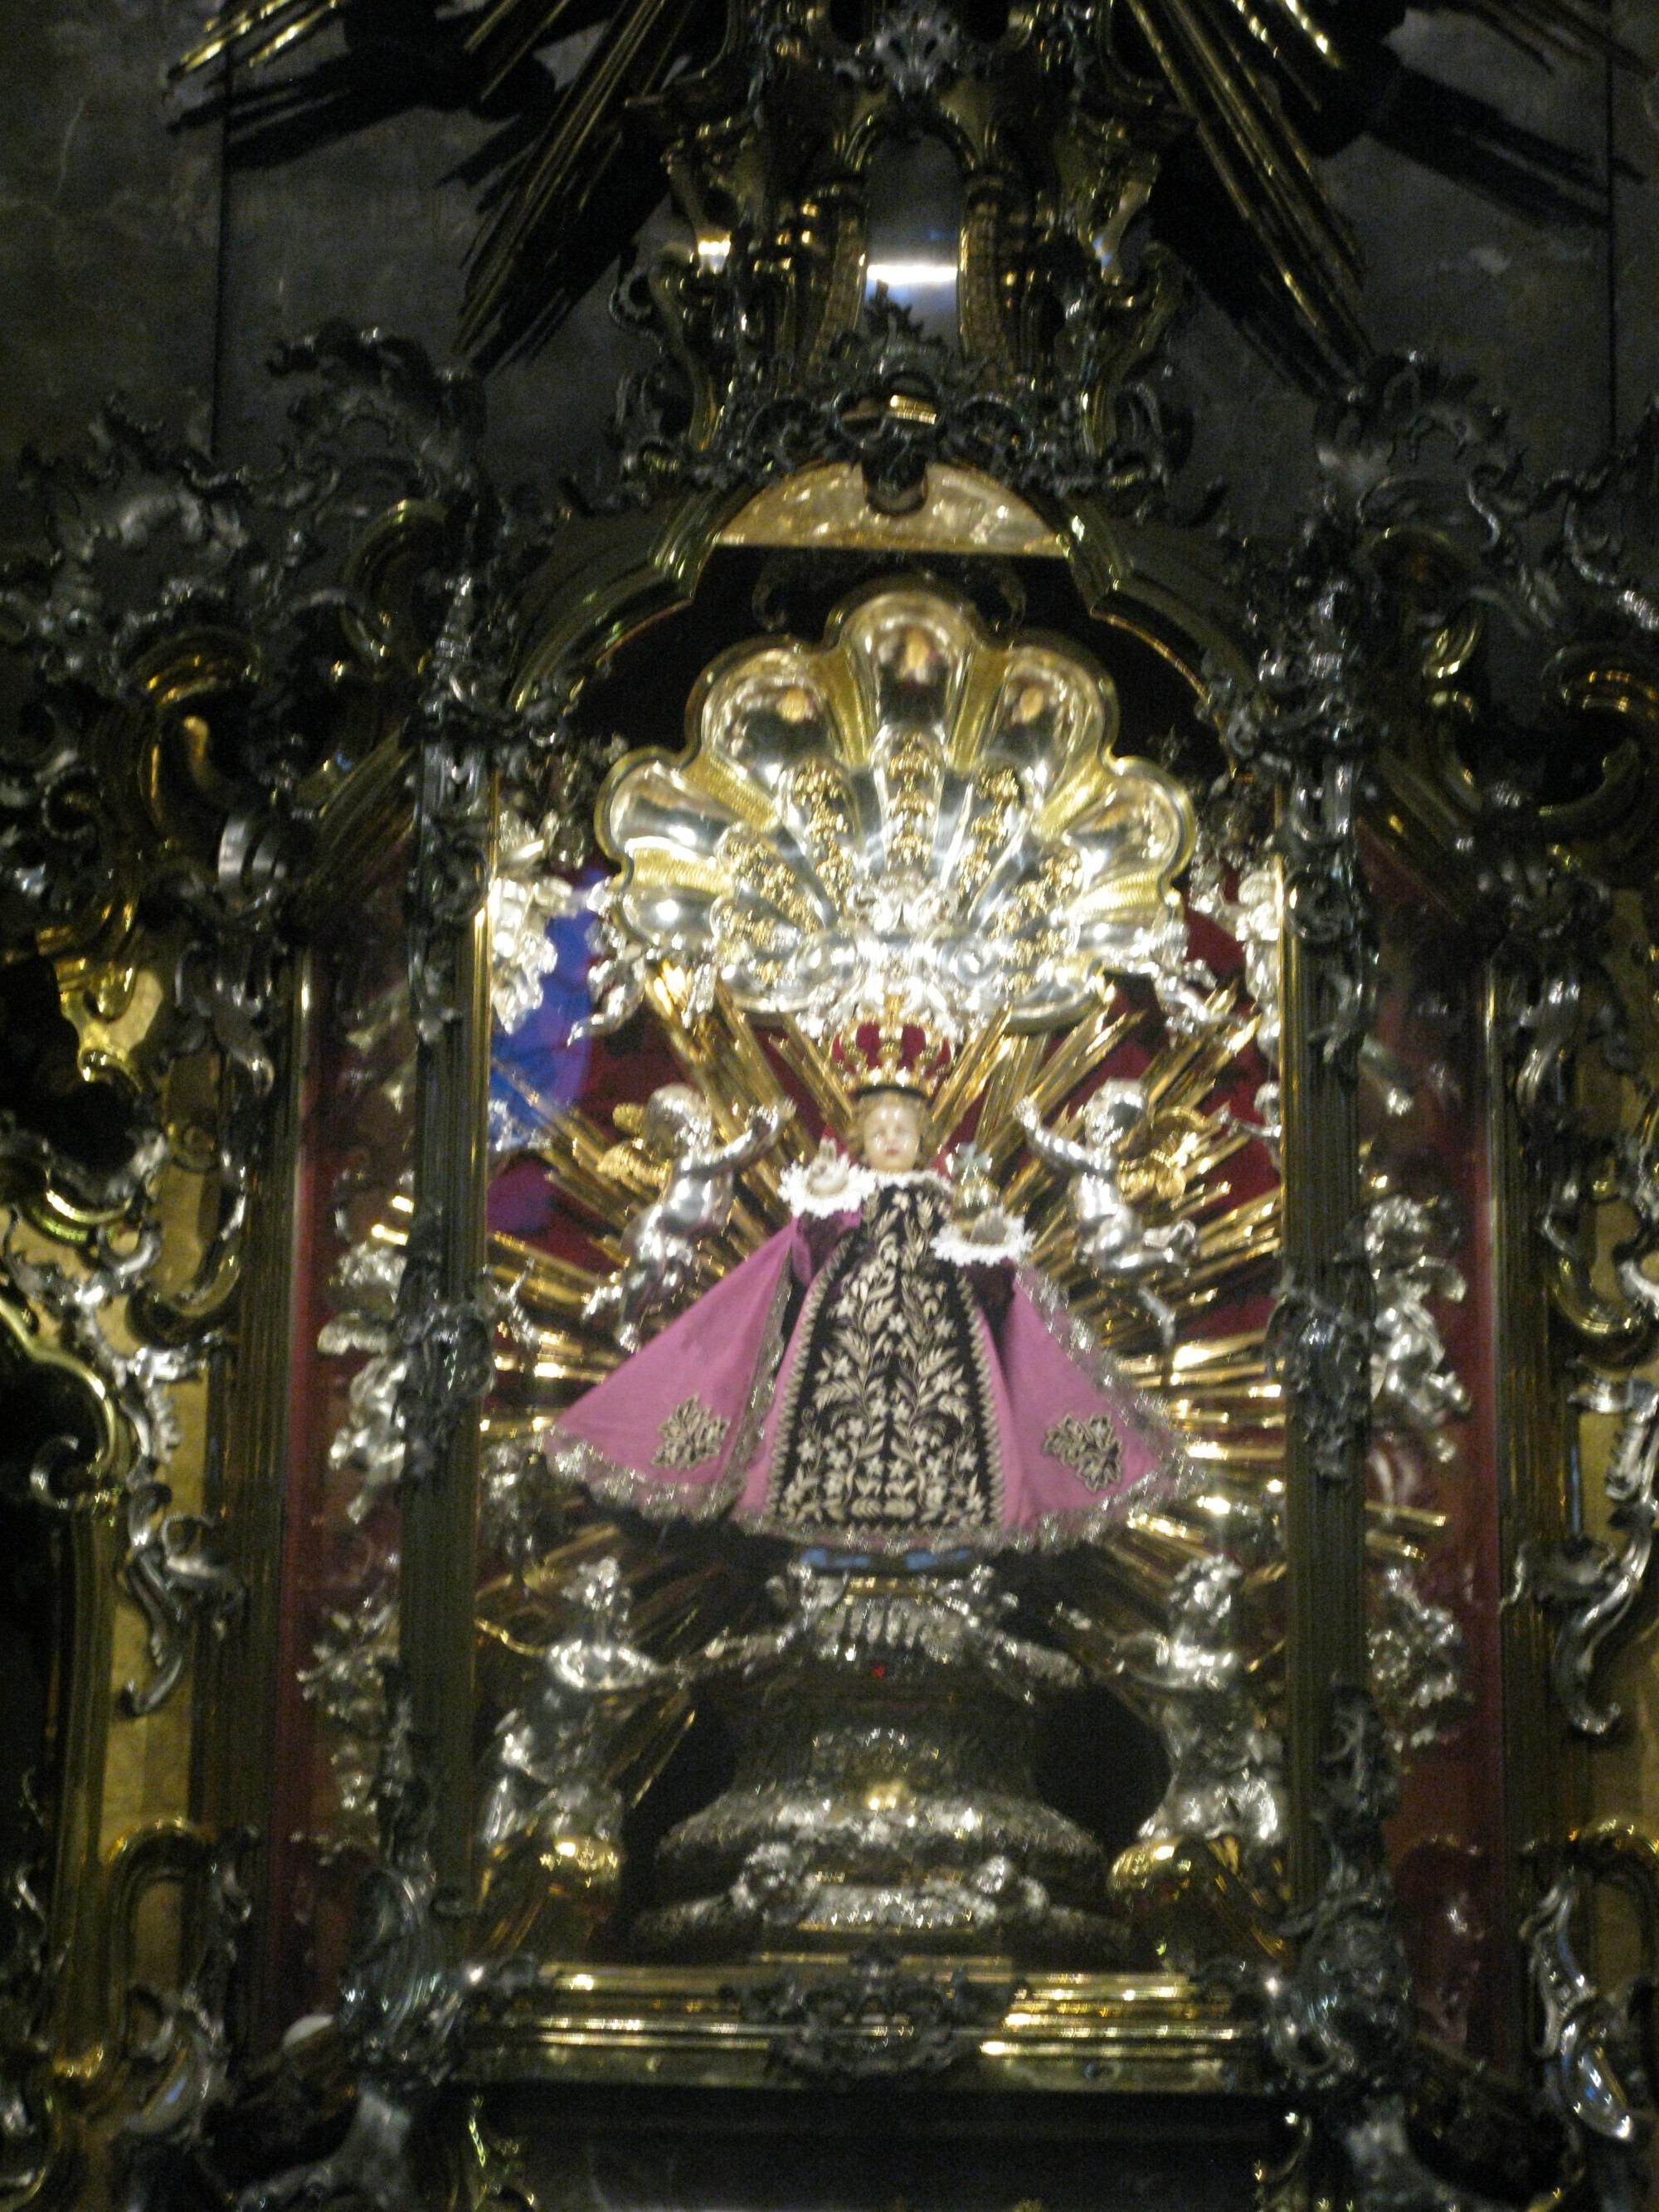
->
<box><xmin>653</xmin><ymin>1396</ymin><xmax>732</xmax><ymax>1469</ymax></box>
<box><xmin>1041</xmin><ymin>1411</ymin><xmax>1123</xmax><ymax>1493</ymax></box>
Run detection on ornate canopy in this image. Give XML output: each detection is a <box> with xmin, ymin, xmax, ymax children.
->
<box><xmin>591</xmin><ymin>583</ymin><xmax>1195</xmax><ymax>1038</ymax></box>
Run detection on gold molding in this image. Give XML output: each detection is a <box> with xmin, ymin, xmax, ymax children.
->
<box><xmin>716</xmin><ymin>463</ymin><xmax>1067</xmax><ymax>557</ymax></box>
<box><xmin>461</xmin><ymin>1965</ymin><xmax>1262</xmax><ymax>2096</ymax></box>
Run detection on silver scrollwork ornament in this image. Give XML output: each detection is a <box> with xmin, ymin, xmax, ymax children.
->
<box><xmin>1514</xmin><ymin>1372</ymin><xmax>1659</xmax><ymax>1739</ymax></box>
<box><xmin>1524</xmin><ymin>1862</ymin><xmax>1652</xmax><ymax>2212</ymax></box>
<box><xmin>2</xmin><ymin>1226</ymin><xmax>243</xmax><ymax>1715</ymax></box>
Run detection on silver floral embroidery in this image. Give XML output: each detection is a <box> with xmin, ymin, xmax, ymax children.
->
<box><xmin>654</xmin><ymin>1397</ymin><xmax>731</xmax><ymax>1469</ymax></box>
<box><xmin>771</xmin><ymin>1182</ymin><xmax>1000</xmax><ymax>1532</ymax></box>
<box><xmin>1041</xmin><ymin>1411</ymin><xmax>1123</xmax><ymax>1493</ymax></box>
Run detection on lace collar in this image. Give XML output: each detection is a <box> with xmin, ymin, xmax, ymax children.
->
<box><xmin>780</xmin><ymin>1160</ymin><xmax>950</xmax><ymax>1217</ymax></box>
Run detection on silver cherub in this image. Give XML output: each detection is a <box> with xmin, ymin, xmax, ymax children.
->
<box><xmin>1365</xmin><ymin>1192</ymin><xmax>1470</xmax><ymax>1459</ymax></box>
<box><xmin>584</xmin><ymin>1085</ymin><xmax>791</xmax><ymax>1351</ymax></box>
<box><xmin>1017</xmin><ymin>1079</ymin><xmax>1198</xmax><ymax>1345</ymax></box>
<box><xmin>1107</xmin><ymin>1554</ymin><xmax>1287</xmax><ymax>1870</ymax></box>
<box><xmin>476</xmin><ymin>1557</ymin><xmax>667</xmax><ymax>1859</ymax></box>
<box><xmin>476</xmin><ymin>1557</ymin><xmax>669</xmax><ymax>1951</ymax></box>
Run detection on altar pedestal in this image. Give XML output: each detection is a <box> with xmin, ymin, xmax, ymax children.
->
<box><xmin>461</xmin><ymin>1969</ymin><xmax>1282</xmax><ymax>2212</ymax></box>
<box><xmin>633</xmin><ymin>1561</ymin><xmax>1131</xmax><ymax>1964</ymax></box>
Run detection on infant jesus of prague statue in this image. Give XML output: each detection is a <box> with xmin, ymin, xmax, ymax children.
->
<box><xmin>546</xmin><ymin>1016</ymin><xmax>1183</xmax><ymax>1552</ymax></box>
<box><xmin>510</xmin><ymin>587</ymin><xmax>1219</xmax><ymax>1957</ymax></box>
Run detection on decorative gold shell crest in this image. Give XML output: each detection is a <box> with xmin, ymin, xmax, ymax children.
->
<box><xmin>591</xmin><ymin>586</ymin><xmax>1197</xmax><ymax>1038</ymax></box>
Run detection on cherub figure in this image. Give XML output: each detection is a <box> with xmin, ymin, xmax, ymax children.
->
<box><xmin>1017</xmin><ymin>1079</ymin><xmax>1198</xmax><ymax>1346</ymax></box>
<box><xmin>1365</xmin><ymin>1192</ymin><xmax>1469</xmax><ymax>1458</ymax></box>
<box><xmin>584</xmin><ymin>1086</ymin><xmax>791</xmax><ymax>1351</ymax></box>
<box><xmin>476</xmin><ymin>1557</ymin><xmax>669</xmax><ymax>1952</ymax></box>
<box><xmin>1107</xmin><ymin>1554</ymin><xmax>1287</xmax><ymax>1870</ymax></box>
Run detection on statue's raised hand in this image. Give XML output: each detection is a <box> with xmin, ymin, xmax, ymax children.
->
<box><xmin>802</xmin><ymin>1133</ymin><xmax>852</xmax><ymax>1200</ymax></box>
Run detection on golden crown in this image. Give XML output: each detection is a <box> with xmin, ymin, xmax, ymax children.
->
<box><xmin>830</xmin><ymin>1008</ymin><xmax>952</xmax><ymax>1100</ymax></box>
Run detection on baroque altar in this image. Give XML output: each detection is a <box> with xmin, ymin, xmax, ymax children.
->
<box><xmin>4</xmin><ymin>1</ymin><xmax>1659</xmax><ymax>2209</ymax></box>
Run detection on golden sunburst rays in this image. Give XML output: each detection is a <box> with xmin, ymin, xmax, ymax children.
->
<box><xmin>482</xmin><ymin>968</ymin><xmax>1292</xmax><ymax>1603</ymax></box>
<box><xmin>173</xmin><ymin>0</ymin><xmax>1645</xmax><ymax>374</ymax></box>
<box><xmin>479</xmin><ymin>957</ymin><xmax>1452</xmax><ymax>1658</ymax></box>
<box><xmin>172</xmin><ymin>0</ymin><xmax>344</xmax><ymax>75</ymax></box>
<box><xmin>470</xmin><ymin>953</ymin><xmax>1461</xmax><ymax>1931</ymax></box>
<box><xmin>999</xmin><ymin>987</ymin><xmax>1292</xmax><ymax>1610</ymax></box>
<box><xmin>484</xmin><ymin>970</ymin><xmax>1287</xmax><ymax>1419</ymax></box>
<box><xmin>485</xmin><ymin>974</ymin><xmax>820</xmax><ymax>1425</ymax></box>
<box><xmin>638</xmin><ymin>969</ymin><xmax>818</xmax><ymax>1202</ymax></box>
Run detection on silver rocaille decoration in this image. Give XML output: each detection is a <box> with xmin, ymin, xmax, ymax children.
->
<box><xmin>238</xmin><ymin>1679</ymin><xmax>533</xmax><ymax>2212</ymax></box>
<box><xmin>1366</xmin><ymin>1566</ymin><xmax>1469</xmax><ymax>1766</ymax></box>
<box><xmin>114</xmin><ymin>1830</ymin><xmax>255</xmax><ymax>2205</ymax></box>
<box><xmin>1523</xmin><ymin>1844</ymin><xmax>1656</xmax><ymax>2212</ymax></box>
<box><xmin>1514</xmin><ymin>1117</ymin><xmax>1659</xmax><ymax>1739</ymax></box>
<box><xmin>485</xmin><ymin>806</ymin><xmax>577</xmax><ymax>1035</ymax></box>
<box><xmin>1514</xmin><ymin>1372</ymin><xmax>1659</xmax><ymax>1740</ymax></box>
<box><xmin>0</xmin><ymin>1783</ymin><xmax>55</xmax><ymax>2196</ymax></box>
<box><xmin>1251</xmin><ymin>1688</ymin><xmax>1477</xmax><ymax>2212</ymax></box>
<box><xmin>1265</xmin><ymin>1257</ymin><xmax>1373</xmax><ymax>1490</ymax></box>
<box><xmin>737</xmin><ymin>1946</ymin><xmax>1012</xmax><ymax>2085</ymax></box>
<box><xmin>586</xmin><ymin>584</ymin><xmax>1204</xmax><ymax>1041</ymax></box>
<box><xmin>2</xmin><ymin>1227</ymin><xmax>244</xmax><ymax>1717</ymax></box>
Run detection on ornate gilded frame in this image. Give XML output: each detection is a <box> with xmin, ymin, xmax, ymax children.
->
<box><xmin>4</xmin><ymin>345</ymin><xmax>1659</xmax><ymax>2210</ymax></box>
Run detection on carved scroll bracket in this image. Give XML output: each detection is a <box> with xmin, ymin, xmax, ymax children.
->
<box><xmin>1513</xmin><ymin>1371</ymin><xmax>1659</xmax><ymax>1740</ymax></box>
<box><xmin>1523</xmin><ymin>1825</ymin><xmax>1659</xmax><ymax>2212</ymax></box>
<box><xmin>2</xmin><ymin>1227</ymin><xmax>244</xmax><ymax>1715</ymax></box>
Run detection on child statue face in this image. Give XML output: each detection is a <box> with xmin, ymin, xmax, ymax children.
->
<box><xmin>858</xmin><ymin>1090</ymin><xmax>925</xmax><ymax>1174</ymax></box>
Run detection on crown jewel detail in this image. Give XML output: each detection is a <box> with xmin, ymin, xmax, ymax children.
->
<box><xmin>831</xmin><ymin>1010</ymin><xmax>952</xmax><ymax>1099</ymax></box>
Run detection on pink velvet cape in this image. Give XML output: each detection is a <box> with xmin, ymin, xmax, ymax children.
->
<box><xmin>544</xmin><ymin>1200</ymin><xmax>1188</xmax><ymax>1552</ymax></box>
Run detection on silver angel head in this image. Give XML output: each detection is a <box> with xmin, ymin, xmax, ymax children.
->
<box><xmin>1081</xmin><ymin>1078</ymin><xmax>1152</xmax><ymax>1151</ymax></box>
<box><xmin>641</xmin><ymin>1082</ymin><xmax>715</xmax><ymax>1157</ymax></box>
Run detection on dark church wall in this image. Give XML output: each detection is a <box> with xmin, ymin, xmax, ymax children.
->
<box><xmin>3</xmin><ymin>6</ymin><xmax>1657</xmax><ymax>552</ymax></box>
<box><xmin>1612</xmin><ymin>2</ymin><xmax>1659</xmax><ymax>439</ymax></box>
<box><xmin>0</xmin><ymin>1</ymin><xmax>221</xmax><ymax>548</ymax></box>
